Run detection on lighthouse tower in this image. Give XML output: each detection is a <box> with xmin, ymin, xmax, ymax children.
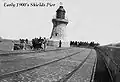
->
<box><xmin>49</xmin><ymin>5</ymin><xmax>69</xmax><ymax>47</ymax></box>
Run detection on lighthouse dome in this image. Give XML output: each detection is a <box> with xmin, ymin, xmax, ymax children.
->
<box><xmin>56</xmin><ymin>6</ymin><xmax>65</xmax><ymax>12</ymax></box>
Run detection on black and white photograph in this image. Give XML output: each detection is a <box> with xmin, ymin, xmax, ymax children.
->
<box><xmin>0</xmin><ymin>0</ymin><xmax>120</xmax><ymax>82</ymax></box>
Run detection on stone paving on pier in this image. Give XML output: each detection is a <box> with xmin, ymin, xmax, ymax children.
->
<box><xmin>0</xmin><ymin>48</ymin><xmax>96</xmax><ymax>82</ymax></box>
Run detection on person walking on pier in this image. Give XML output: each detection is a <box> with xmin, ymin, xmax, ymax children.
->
<box><xmin>43</xmin><ymin>37</ymin><xmax>47</xmax><ymax>51</ymax></box>
<box><xmin>59</xmin><ymin>40</ymin><xmax>62</xmax><ymax>48</ymax></box>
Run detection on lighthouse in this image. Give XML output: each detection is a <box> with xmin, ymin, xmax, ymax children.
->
<box><xmin>48</xmin><ymin>4</ymin><xmax>69</xmax><ymax>47</ymax></box>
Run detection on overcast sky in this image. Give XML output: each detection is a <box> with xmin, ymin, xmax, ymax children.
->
<box><xmin>0</xmin><ymin>0</ymin><xmax>120</xmax><ymax>45</ymax></box>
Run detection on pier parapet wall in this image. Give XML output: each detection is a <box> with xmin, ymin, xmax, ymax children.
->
<box><xmin>99</xmin><ymin>46</ymin><xmax>120</xmax><ymax>82</ymax></box>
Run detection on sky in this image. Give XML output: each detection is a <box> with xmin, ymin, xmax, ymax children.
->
<box><xmin>0</xmin><ymin>0</ymin><xmax>120</xmax><ymax>45</ymax></box>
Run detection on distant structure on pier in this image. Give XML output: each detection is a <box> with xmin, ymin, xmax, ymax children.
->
<box><xmin>48</xmin><ymin>3</ymin><xmax>70</xmax><ymax>47</ymax></box>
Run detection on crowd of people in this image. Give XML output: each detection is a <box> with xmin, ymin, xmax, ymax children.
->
<box><xmin>32</xmin><ymin>37</ymin><xmax>47</xmax><ymax>51</ymax></box>
<box><xmin>13</xmin><ymin>36</ymin><xmax>64</xmax><ymax>51</ymax></box>
<box><xmin>13</xmin><ymin>39</ymin><xmax>31</xmax><ymax>50</ymax></box>
<box><xmin>70</xmin><ymin>41</ymin><xmax>100</xmax><ymax>47</ymax></box>
<box><xmin>13</xmin><ymin>37</ymin><xmax>48</xmax><ymax>51</ymax></box>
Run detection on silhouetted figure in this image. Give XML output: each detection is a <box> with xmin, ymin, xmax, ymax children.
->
<box><xmin>43</xmin><ymin>37</ymin><xmax>47</xmax><ymax>51</ymax></box>
<box><xmin>59</xmin><ymin>40</ymin><xmax>62</xmax><ymax>48</ymax></box>
<box><xmin>70</xmin><ymin>41</ymin><xmax>73</xmax><ymax>47</ymax></box>
<box><xmin>25</xmin><ymin>39</ymin><xmax>28</xmax><ymax>44</ymax></box>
